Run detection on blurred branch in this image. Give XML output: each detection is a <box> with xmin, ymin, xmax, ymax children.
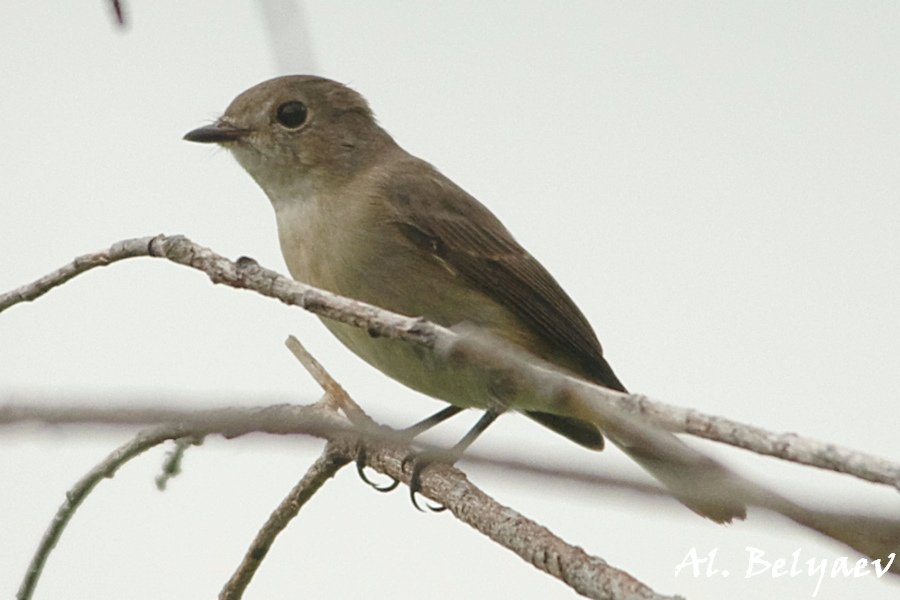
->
<box><xmin>7</xmin><ymin>396</ymin><xmax>900</xmax><ymax>581</ymax></box>
<box><xmin>7</xmin><ymin>334</ymin><xmax>679</xmax><ymax>600</ymax></box>
<box><xmin>5</xmin><ymin>399</ymin><xmax>673</xmax><ymax>600</ymax></box>
<box><xmin>254</xmin><ymin>0</ymin><xmax>318</xmax><ymax>74</ymax></box>
<box><xmin>0</xmin><ymin>401</ymin><xmax>347</xmax><ymax>437</ymax></box>
<box><xmin>0</xmin><ymin>398</ymin><xmax>671</xmax><ymax>497</ymax></box>
<box><xmin>109</xmin><ymin>0</ymin><xmax>125</xmax><ymax>27</ymax></box>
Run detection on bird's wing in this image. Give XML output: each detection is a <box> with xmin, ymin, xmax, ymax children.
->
<box><xmin>384</xmin><ymin>162</ymin><xmax>625</xmax><ymax>449</ymax></box>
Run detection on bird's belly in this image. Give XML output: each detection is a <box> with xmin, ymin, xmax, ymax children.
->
<box><xmin>275</xmin><ymin>195</ymin><xmax>537</xmax><ymax>409</ymax></box>
<box><xmin>321</xmin><ymin>317</ymin><xmax>495</xmax><ymax>409</ymax></box>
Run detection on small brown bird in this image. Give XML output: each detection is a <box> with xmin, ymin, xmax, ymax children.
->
<box><xmin>185</xmin><ymin>75</ymin><xmax>746</xmax><ymax>522</ymax></box>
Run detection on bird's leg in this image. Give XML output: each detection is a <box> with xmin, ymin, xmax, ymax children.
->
<box><xmin>356</xmin><ymin>405</ymin><xmax>464</xmax><ymax>492</ymax></box>
<box><xmin>402</xmin><ymin>405</ymin><xmax>465</xmax><ymax>437</ymax></box>
<box><xmin>407</xmin><ymin>409</ymin><xmax>501</xmax><ymax>512</ymax></box>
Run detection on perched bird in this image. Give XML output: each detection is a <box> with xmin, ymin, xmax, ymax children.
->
<box><xmin>185</xmin><ymin>75</ymin><xmax>745</xmax><ymax>522</ymax></box>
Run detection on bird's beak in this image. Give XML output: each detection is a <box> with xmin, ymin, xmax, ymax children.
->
<box><xmin>183</xmin><ymin>120</ymin><xmax>251</xmax><ymax>144</ymax></box>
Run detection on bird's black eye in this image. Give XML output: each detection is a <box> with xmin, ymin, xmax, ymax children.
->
<box><xmin>275</xmin><ymin>101</ymin><xmax>308</xmax><ymax>129</ymax></box>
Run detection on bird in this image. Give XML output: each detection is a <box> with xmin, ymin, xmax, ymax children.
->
<box><xmin>184</xmin><ymin>75</ymin><xmax>746</xmax><ymax>522</ymax></box>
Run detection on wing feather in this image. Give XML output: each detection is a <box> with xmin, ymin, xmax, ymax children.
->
<box><xmin>385</xmin><ymin>162</ymin><xmax>626</xmax><ymax>395</ymax></box>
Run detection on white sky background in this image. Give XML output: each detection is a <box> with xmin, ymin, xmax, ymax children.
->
<box><xmin>1</xmin><ymin>2</ymin><xmax>898</xmax><ymax>598</ymax></box>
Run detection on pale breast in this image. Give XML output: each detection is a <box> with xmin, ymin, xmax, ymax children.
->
<box><xmin>267</xmin><ymin>177</ymin><xmax>527</xmax><ymax>410</ymax></box>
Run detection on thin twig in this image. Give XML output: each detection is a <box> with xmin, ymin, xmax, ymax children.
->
<box><xmin>155</xmin><ymin>435</ymin><xmax>203</xmax><ymax>491</ymax></box>
<box><xmin>285</xmin><ymin>335</ymin><xmax>371</xmax><ymax>426</ymax></box>
<box><xmin>219</xmin><ymin>443</ymin><xmax>350</xmax><ymax>600</ymax></box>
<box><xmin>0</xmin><ymin>235</ymin><xmax>158</xmax><ymax>312</ymax></box>
<box><xmin>17</xmin><ymin>423</ymin><xmax>193</xmax><ymax>600</ymax></box>
<box><xmin>12</xmin><ymin>403</ymin><xmax>349</xmax><ymax>600</ymax></box>
<box><xmin>109</xmin><ymin>0</ymin><xmax>125</xmax><ymax>26</ymax></box>
<box><xmin>218</xmin><ymin>338</ymin><xmax>368</xmax><ymax>598</ymax></box>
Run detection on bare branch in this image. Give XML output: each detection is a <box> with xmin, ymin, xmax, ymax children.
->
<box><xmin>219</xmin><ymin>443</ymin><xmax>350</xmax><ymax>600</ymax></box>
<box><xmin>0</xmin><ymin>400</ymin><xmax>348</xmax><ymax>438</ymax></box>
<box><xmin>5</xmin><ymin>235</ymin><xmax>900</xmax><ymax>596</ymax></box>
<box><xmin>0</xmin><ymin>399</ymin><xmax>671</xmax><ymax>498</ymax></box>
<box><xmin>218</xmin><ymin>339</ymin><xmax>372</xmax><ymax>598</ymax></box>
<box><xmin>155</xmin><ymin>435</ymin><xmax>203</xmax><ymax>491</ymax></box>
<box><xmin>108</xmin><ymin>0</ymin><xmax>125</xmax><ymax>27</ymax></box>
<box><xmin>0</xmin><ymin>236</ymin><xmax>159</xmax><ymax>312</ymax></box>
<box><xmin>6</xmin><ymin>397</ymin><xmax>899</xmax><ymax>594</ymax></box>
<box><xmin>17</xmin><ymin>423</ymin><xmax>195</xmax><ymax>600</ymax></box>
<box><xmin>6</xmin><ymin>399</ymin><xmax>674</xmax><ymax>600</ymax></box>
<box><xmin>285</xmin><ymin>334</ymin><xmax>371</xmax><ymax>426</ymax></box>
<box><xmin>608</xmin><ymin>393</ymin><xmax>900</xmax><ymax>492</ymax></box>
<box><xmin>12</xmin><ymin>400</ymin><xmax>351</xmax><ymax>600</ymax></box>
<box><xmin>2</xmin><ymin>234</ymin><xmax>897</xmax><ymax>492</ymax></box>
<box><xmin>329</xmin><ymin>434</ymin><xmax>678</xmax><ymax>600</ymax></box>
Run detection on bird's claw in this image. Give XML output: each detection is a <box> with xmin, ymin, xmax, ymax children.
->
<box><xmin>355</xmin><ymin>446</ymin><xmax>400</xmax><ymax>492</ymax></box>
<box><xmin>404</xmin><ymin>450</ymin><xmax>448</xmax><ymax>512</ymax></box>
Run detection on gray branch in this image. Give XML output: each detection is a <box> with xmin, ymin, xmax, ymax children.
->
<box><xmin>5</xmin><ymin>399</ymin><xmax>675</xmax><ymax>600</ymax></box>
<box><xmin>2</xmin><ymin>234</ymin><xmax>896</xmax><ymax>490</ymax></box>
<box><xmin>219</xmin><ymin>443</ymin><xmax>351</xmax><ymax>600</ymax></box>
<box><xmin>4</xmin><ymin>234</ymin><xmax>900</xmax><ymax>598</ymax></box>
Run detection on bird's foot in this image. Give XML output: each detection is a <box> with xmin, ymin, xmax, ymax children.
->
<box><xmin>403</xmin><ymin>449</ymin><xmax>452</xmax><ymax>512</ymax></box>
<box><xmin>355</xmin><ymin>445</ymin><xmax>400</xmax><ymax>492</ymax></box>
